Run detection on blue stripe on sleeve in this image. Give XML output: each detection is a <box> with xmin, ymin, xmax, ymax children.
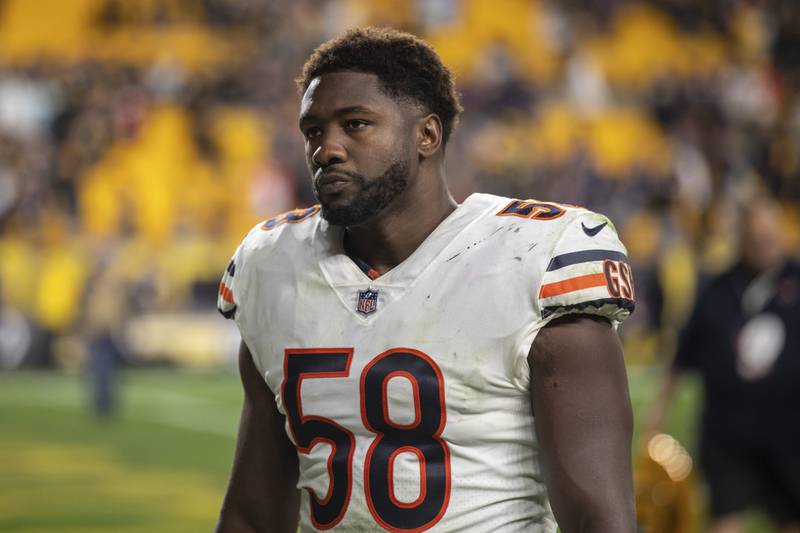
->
<box><xmin>546</xmin><ymin>249</ymin><xmax>628</xmax><ymax>272</ymax></box>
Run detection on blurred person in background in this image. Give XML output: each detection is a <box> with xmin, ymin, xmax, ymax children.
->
<box><xmin>81</xmin><ymin>239</ymin><xmax>127</xmax><ymax>418</ymax></box>
<box><xmin>650</xmin><ymin>194</ymin><xmax>800</xmax><ymax>533</ymax></box>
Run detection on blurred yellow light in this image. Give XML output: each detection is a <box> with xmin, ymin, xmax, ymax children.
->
<box><xmin>647</xmin><ymin>433</ymin><xmax>694</xmax><ymax>482</ymax></box>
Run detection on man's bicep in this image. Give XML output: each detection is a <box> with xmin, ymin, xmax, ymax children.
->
<box><xmin>216</xmin><ymin>342</ymin><xmax>299</xmax><ymax>533</ymax></box>
<box><xmin>529</xmin><ymin>315</ymin><xmax>635</xmax><ymax>532</ymax></box>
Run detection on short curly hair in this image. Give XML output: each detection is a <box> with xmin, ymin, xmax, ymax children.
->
<box><xmin>297</xmin><ymin>27</ymin><xmax>463</xmax><ymax>145</ymax></box>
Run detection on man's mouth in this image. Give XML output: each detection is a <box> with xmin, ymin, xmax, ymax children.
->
<box><xmin>317</xmin><ymin>172</ymin><xmax>352</xmax><ymax>187</ymax></box>
<box><xmin>315</xmin><ymin>169</ymin><xmax>360</xmax><ymax>195</ymax></box>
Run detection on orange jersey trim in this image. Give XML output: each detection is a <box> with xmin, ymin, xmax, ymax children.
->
<box><xmin>219</xmin><ymin>283</ymin><xmax>235</xmax><ymax>304</ymax></box>
<box><xmin>539</xmin><ymin>273</ymin><xmax>607</xmax><ymax>299</ymax></box>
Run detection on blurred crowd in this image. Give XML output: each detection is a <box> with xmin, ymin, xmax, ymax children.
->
<box><xmin>0</xmin><ymin>0</ymin><xmax>799</xmax><ymax>370</ymax></box>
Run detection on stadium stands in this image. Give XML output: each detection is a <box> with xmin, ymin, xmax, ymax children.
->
<box><xmin>0</xmin><ymin>0</ymin><xmax>798</xmax><ymax>372</ymax></box>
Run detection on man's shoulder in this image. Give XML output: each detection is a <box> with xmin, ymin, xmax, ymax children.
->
<box><xmin>450</xmin><ymin>194</ymin><xmax>634</xmax><ymax>331</ymax></box>
<box><xmin>237</xmin><ymin>205</ymin><xmax>322</xmax><ymax>261</ymax></box>
<box><xmin>487</xmin><ymin>197</ymin><xmax>633</xmax><ymax>323</ymax></box>
<box><xmin>478</xmin><ymin>194</ymin><xmax>619</xmax><ymax>250</ymax></box>
<box><xmin>218</xmin><ymin>205</ymin><xmax>322</xmax><ymax>319</ymax></box>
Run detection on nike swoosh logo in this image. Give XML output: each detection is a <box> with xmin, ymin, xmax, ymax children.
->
<box><xmin>581</xmin><ymin>221</ymin><xmax>607</xmax><ymax>237</ymax></box>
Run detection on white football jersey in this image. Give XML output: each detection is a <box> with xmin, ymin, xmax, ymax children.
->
<box><xmin>218</xmin><ymin>193</ymin><xmax>634</xmax><ymax>532</ymax></box>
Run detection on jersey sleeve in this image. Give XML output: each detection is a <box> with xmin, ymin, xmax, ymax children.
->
<box><xmin>536</xmin><ymin>211</ymin><xmax>635</xmax><ymax>325</ymax></box>
<box><xmin>217</xmin><ymin>245</ymin><xmax>243</xmax><ymax>320</ymax></box>
<box><xmin>217</xmin><ymin>219</ymin><xmax>267</xmax><ymax>320</ymax></box>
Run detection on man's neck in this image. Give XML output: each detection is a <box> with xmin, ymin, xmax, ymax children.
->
<box><xmin>343</xmin><ymin>179</ymin><xmax>456</xmax><ymax>276</ymax></box>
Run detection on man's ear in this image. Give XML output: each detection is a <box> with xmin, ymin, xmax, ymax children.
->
<box><xmin>417</xmin><ymin>114</ymin><xmax>443</xmax><ymax>158</ymax></box>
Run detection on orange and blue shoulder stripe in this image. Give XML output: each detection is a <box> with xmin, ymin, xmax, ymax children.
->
<box><xmin>539</xmin><ymin>249</ymin><xmax>635</xmax><ymax>319</ymax></box>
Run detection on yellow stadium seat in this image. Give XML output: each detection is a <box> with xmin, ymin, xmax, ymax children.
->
<box><xmin>35</xmin><ymin>244</ymin><xmax>88</xmax><ymax>332</ymax></box>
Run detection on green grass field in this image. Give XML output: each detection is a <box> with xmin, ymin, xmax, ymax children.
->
<box><xmin>0</xmin><ymin>366</ymin><xmax>772</xmax><ymax>532</ymax></box>
<box><xmin>0</xmin><ymin>369</ymin><xmax>241</xmax><ymax>533</ymax></box>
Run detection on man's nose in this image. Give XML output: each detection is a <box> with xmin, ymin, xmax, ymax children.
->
<box><xmin>312</xmin><ymin>133</ymin><xmax>347</xmax><ymax>168</ymax></box>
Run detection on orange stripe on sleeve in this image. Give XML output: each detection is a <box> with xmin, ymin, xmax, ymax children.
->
<box><xmin>539</xmin><ymin>273</ymin><xmax>607</xmax><ymax>299</ymax></box>
<box><xmin>219</xmin><ymin>283</ymin><xmax>235</xmax><ymax>304</ymax></box>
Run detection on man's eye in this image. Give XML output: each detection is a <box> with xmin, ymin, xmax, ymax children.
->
<box><xmin>345</xmin><ymin>119</ymin><xmax>368</xmax><ymax>130</ymax></box>
<box><xmin>304</xmin><ymin>127</ymin><xmax>322</xmax><ymax>140</ymax></box>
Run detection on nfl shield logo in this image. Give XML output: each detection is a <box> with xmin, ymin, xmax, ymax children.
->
<box><xmin>356</xmin><ymin>288</ymin><xmax>379</xmax><ymax>315</ymax></box>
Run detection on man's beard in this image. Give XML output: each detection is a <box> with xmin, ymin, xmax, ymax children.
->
<box><xmin>317</xmin><ymin>159</ymin><xmax>410</xmax><ymax>227</ymax></box>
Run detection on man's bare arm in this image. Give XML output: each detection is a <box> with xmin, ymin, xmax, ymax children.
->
<box><xmin>529</xmin><ymin>314</ymin><xmax>635</xmax><ymax>532</ymax></box>
<box><xmin>216</xmin><ymin>341</ymin><xmax>300</xmax><ymax>533</ymax></box>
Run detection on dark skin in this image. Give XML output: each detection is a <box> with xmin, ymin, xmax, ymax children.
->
<box><xmin>531</xmin><ymin>314</ymin><xmax>636</xmax><ymax>531</ymax></box>
<box><xmin>299</xmin><ymin>71</ymin><xmax>456</xmax><ymax>274</ymax></box>
<box><xmin>216</xmin><ymin>71</ymin><xmax>635</xmax><ymax>532</ymax></box>
<box><xmin>216</xmin><ymin>342</ymin><xmax>300</xmax><ymax>533</ymax></box>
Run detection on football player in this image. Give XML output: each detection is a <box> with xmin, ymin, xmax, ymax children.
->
<box><xmin>216</xmin><ymin>27</ymin><xmax>636</xmax><ymax>532</ymax></box>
